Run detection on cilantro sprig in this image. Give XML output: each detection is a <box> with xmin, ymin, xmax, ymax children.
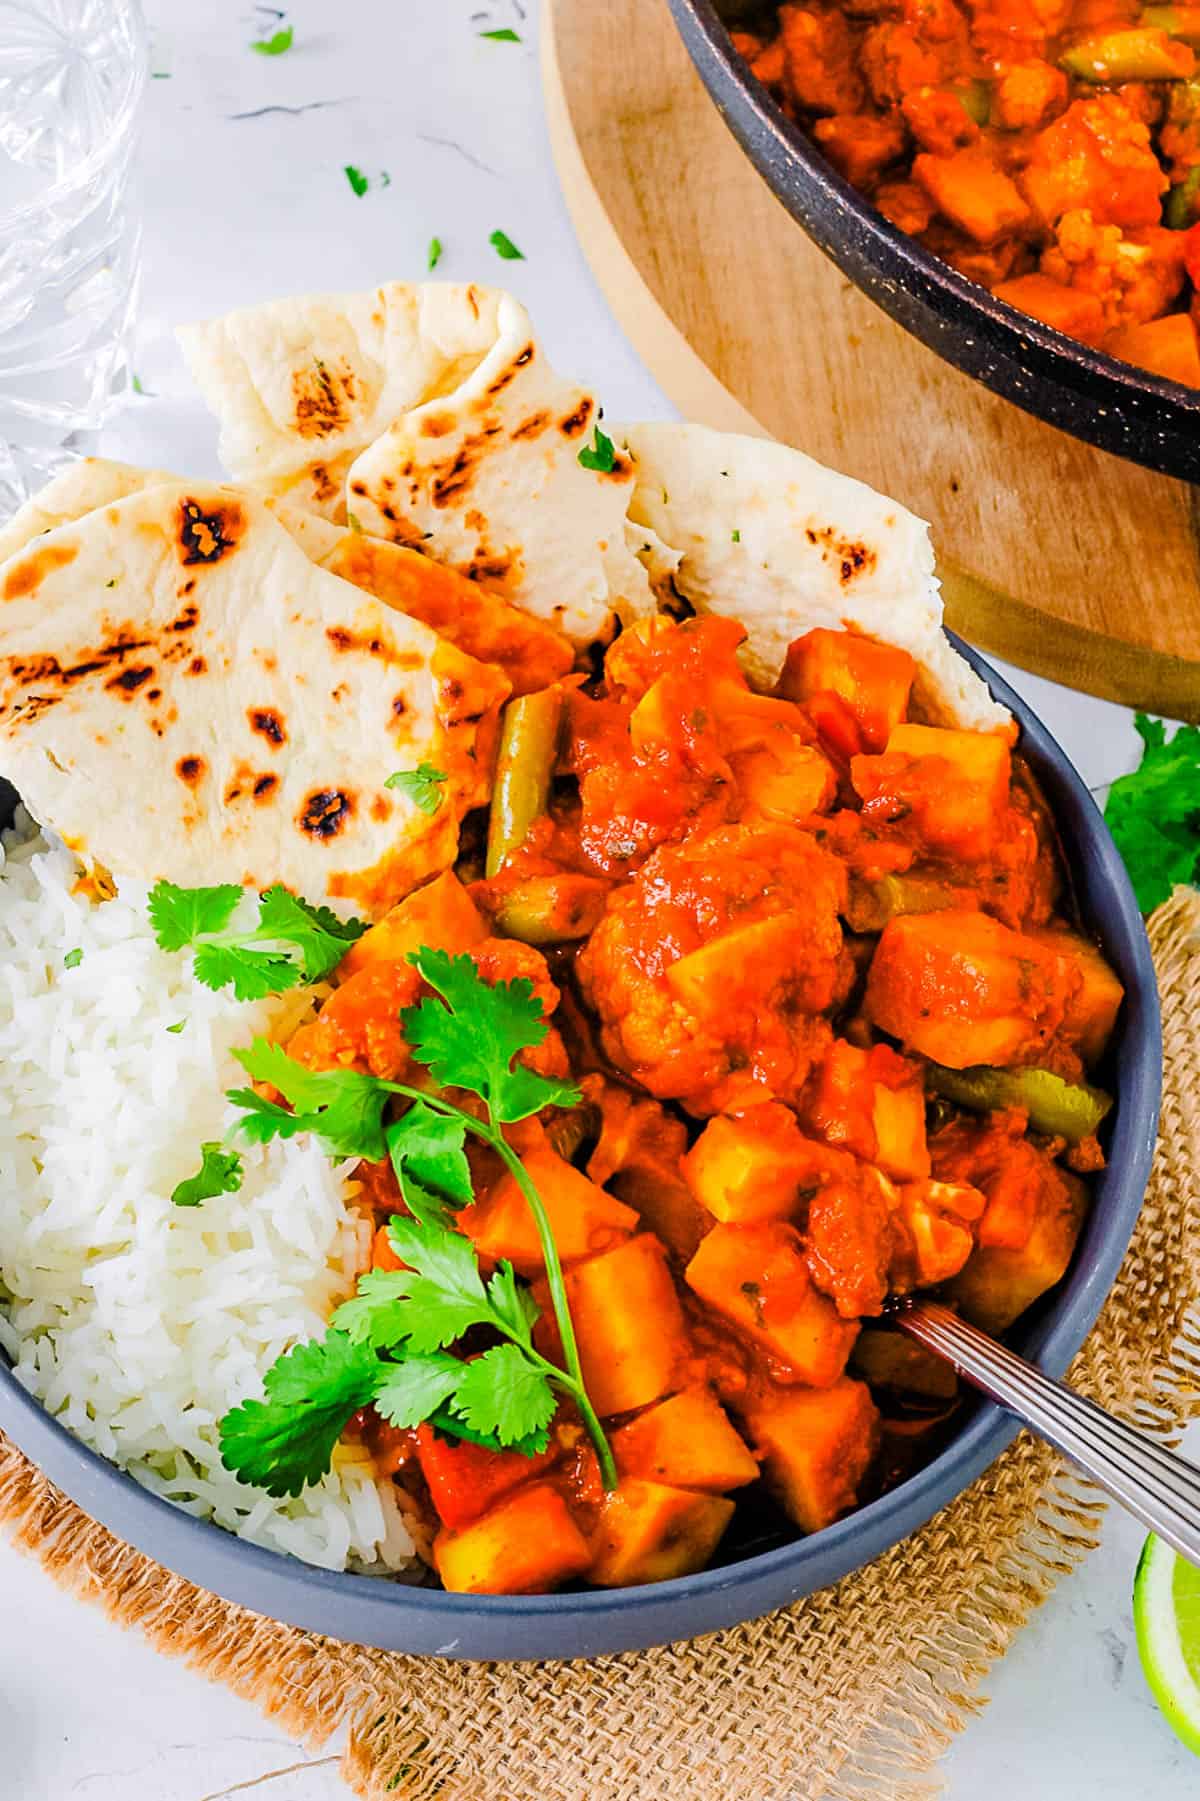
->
<box><xmin>1104</xmin><ymin>714</ymin><xmax>1200</xmax><ymax>914</ymax></box>
<box><xmin>217</xmin><ymin>948</ymin><xmax>616</xmax><ymax>1492</ymax></box>
<box><xmin>148</xmin><ymin>881</ymin><xmax>366</xmax><ymax>1000</ymax></box>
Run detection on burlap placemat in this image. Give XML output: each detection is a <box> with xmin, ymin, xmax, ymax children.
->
<box><xmin>2</xmin><ymin>891</ymin><xmax>1198</xmax><ymax>1800</ymax></box>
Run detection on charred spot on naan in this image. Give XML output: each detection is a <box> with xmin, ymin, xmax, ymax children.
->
<box><xmin>291</xmin><ymin>357</ymin><xmax>360</xmax><ymax>440</ymax></box>
<box><xmin>177</xmin><ymin>497</ymin><xmax>244</xmax><ymax>566</ymax></box>
<box><xmin>2</xmin><ymin>540</ymin><xmax>78</xmax><ymax>601</ymax></box>
<box><xmin>803</xmin><ymin>525</ymin><xmax>878</xmax><ymax>587</ymax></box>
<box><xmin>248</xmin><ymin>707</ymin><xmax>287</xmax><ymax>747</ymax></box>
<box><xmin>299</xmin><ymin>787</ymin><xmax>355</xmax><ymax>840</ymax></box>
<box><xmin>176</xmin><ymin>755</ymin><xmax>206</xmax><ymax>787</ymax></box>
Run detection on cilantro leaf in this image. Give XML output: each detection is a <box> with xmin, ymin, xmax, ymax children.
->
<box><xmin>385</xmin><ymin>763</ymin><xmax>448</xmax><ymax>815</ymax></box>
<box><xmin>333</xmin><ymin>1270</ymin><xmax>418</xmax><ymax>1350</ymax></box>
<box><xmin>63</xmin><ymin>947</ymin><xmax>83</xmax><ymax>969</ymax></box>
<box><xmin>381</xmin><ymin>1216</ymin><xmax>493</xmax><ymax>1351</ymax></box>
<box><xmin>172</xmin><ymin>1143</ymin><xmax>244</xmax><ymax>1208</ymax></box>
<box><xmin>489</xmin><ymin>229</ymin><xmax>524</xmax><ymax>261</ymax></box>
<box><xmin>480</xmin><ymin>26</ymin><xmax>522</xmax><ymax>39</ymax></box>
<box><xmin>451</xmin><ymin>1344</ymin><xmax>557</xmax><ymax>1445</ymax></box>
<box><xmin>148</xmin><ymin>881</ymin><xmax>241</xmax><ymax>952</ymax></box>
<box><xmin>578</xmin><ymin>425</ymin><xmax>617</xmax><ymax>474</ymax></box>
<box><xmin>486</xmin><ymin>1261</ymin><xmax>541</xmax><ymax>1343</ymax></box>
<box><xmin>229</xmin><ymin>1039</ymin><xmax>391</xmax><ymax>1159</ymax></box>
<box><xmin>218</xmin><ymin>1329</ymin><xmax>381</xmax><ymax>1498</ymax></box>
<box><xmin>373</xmin><ymin>1353</ymin><xmax>463</xmax><ymax>1429</ymax></box>
<box><xmin>251</xmin><ymin>25</ymin><xmax>293</xmax><ymax>53</ymax></box>
<box><xmin>193</xmin><ymin>941</ymin><xmax>303</xmax><ymax>1002</ymax></box>
<box><xmin>1104</xmin><ymin>715</ymin><xmax>1200</xmax><ymax>913</ymax></box>
<box><xmin>402</xmin><ymin>948</ymin><xmax>581</xmax><ymax>1122</ymax></box>
<box><xmin>345</xmin><ymin>164</ymin><xmax>369</xmax><ymax>197</ymax></box>
<box><xmin>255</xmin><ymin>885</ymin><xmax>366</xmax><ymax>979</ymax></box>
<box><xmin>427</xmin><ymin>235</ymin><xmax>444</xmax><ymax>272</ymax></box>
<box><xmin>387</xmin><ymin>1102</ymin><xmax>472</xmax><ymax>1204</ymax></box>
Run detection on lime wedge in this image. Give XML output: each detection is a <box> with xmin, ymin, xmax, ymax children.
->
<box><xmin>1134</xmin><ymin>1533</ymin><xmax>1200</xmax><ymax>1755</ymax></box>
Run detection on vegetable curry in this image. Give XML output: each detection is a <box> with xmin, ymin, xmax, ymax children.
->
<box><xmin>231</xmin><ymin>614</ymin><xmax>1122</xmax><ymax>1596</ymax></box>
<box><xmin>733</xmin><ymin>0</ymin><xmax>1200</xmax><ymax>384</ymax></box>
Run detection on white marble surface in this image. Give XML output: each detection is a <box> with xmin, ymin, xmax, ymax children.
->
<box><xmin>0</xmin><ymin>0</ymin><xmax>1191</xmax><ymax>1795</ymax></box>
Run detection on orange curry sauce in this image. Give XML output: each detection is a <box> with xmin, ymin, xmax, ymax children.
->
<box><xmin>735</xmin><ymin>0</ymin><xmax>1200</xmax><ymax>383</ymax></box>
<box><xmin>293</xmin><ymin>615</ymin><xmax>1123</xmax><ymax>1594</ymax></box>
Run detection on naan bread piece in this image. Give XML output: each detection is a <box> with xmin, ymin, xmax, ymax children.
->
<box><xmin>268</xmin><ymin>504</ymin><xmax>574</xmax><ymax>697</ymax></box>
<box><xmin>0</xmin><ymin>483</ymin><xmax>509</xmax><ymax>913</ymax></box>
<box><xmin>619</xmin><ymin>424</ymin><xmax>1009</xmax><ymax>733</ymax></box>
<box><xmin>179</xmin><ymin>283</ymin><xmax>655</xmax><ymax>643</ymax></box>
<box><xmin>0</xmin><ymin>457</ymin><xmax>573</xmax><ymax>699</ymax></box>
<box><xmin>0</xmin><ymin>457</ymin><xmax>176</xmax><ymax>563</ymax></box>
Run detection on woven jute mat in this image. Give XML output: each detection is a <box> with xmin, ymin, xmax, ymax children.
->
<box><xmin>2</xmin><ymin>893</ymin><xmax>1198</xmax><ymax>1800</ymax></box>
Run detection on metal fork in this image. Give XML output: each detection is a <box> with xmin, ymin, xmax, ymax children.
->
<box><xmin>899</xmin><ymin>1300</ymin><xmax>1200</xmax><ymax>1567</ymax></box>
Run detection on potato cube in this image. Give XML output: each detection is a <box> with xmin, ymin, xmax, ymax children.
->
<box><xmin>743</xmin><ymin>1378</ymin><xmax>880</xmax><ymax>1533</ymax></box>
<box><xmin>945</xmin><ymin>1170</ymin><xmax>1088</xmax><ymax>1332</ymax></box>
<box><xmin>802</xmin><ymin>1041</ymin><xmax>930</xmax><ymax>1180</ymax></box>
<box><xmin>889</xmin><ymin>1179</ymin><xmax>983</xmax><ymax>1289</ymax></box>
<box><xmin>338</xmin><ymin>871</ymin><xmax>486</xmax><ymax>978</ymax></box>
<box><xmin>779</xmin><ymin>628</ymin><xmax>916</xmax><ymax>752</ymax></box>
<box><xmin>852</xmin><ymin>724</ymin><xmax>1012</xmax><ymax>862</ymax></box>
<box><xmin>534</xmin><ymin>1235</ymin><xmax>691</xmax><ymax>1418</ymax></box>
<box><xmin>864</xmin><ymin>910</ymin><xmax>1079</xmax><ymax>1069</ymax></box>
<box><xmin>587</xmin><ymin>1478</ymin><xmax>736</xmax><ymax>1586</ymax></box>
<box><xmin>685</xmin><ymin>1223</ymin><xmax>859</xmax><ymax>1386</ymax></box>
<box><xmin>1031</xmin><ymin>926</ymin><xmax>1124</xmax><ymax>1067</ymax></box>
<box><xmin>458</xmin><ymin>1145</ymin><xmax>638</xmax><ymax>1275</ymax></box>
<box><xmin>682</xmin><ymin>1102</ymin><xmax>838</xmax><ymax>1225</ymax></box>
<box><xmin>434</xmin><ymin>1483</ymin><xmax>591</xmax><ymax>1594</ymax></box>
<box><xmin>612</xmin><ymin>1388</ymin><xmax>759</xmax><ymax>1492</ymax></box>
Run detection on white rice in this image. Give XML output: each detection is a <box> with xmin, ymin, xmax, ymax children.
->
<box><xmin>0</xmin><ymin>817</ymin><xmax>416</xmax><ymax>1574</ymax></box>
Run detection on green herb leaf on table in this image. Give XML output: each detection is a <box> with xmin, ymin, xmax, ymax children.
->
<box><xmin>1104</xmin><ymin>714</ymin><xmax>1200</xmax><ymax>914</ymax></box>
<box><xmin>251</xmin><ymin>25</ymin><xmax>294</xmax><ymax>53</ymax></box>
<box><xmin>489</xmin><ymin>229</ymin><xmax>524</xmax><ymax>261</ymax></box>
<box><xmin>480</xmin><ymin>27</ymin><xmax>522</xmax><ymax>40</ymax></box>
<box><xmin>578</xmin><ymin>426</ymin><xmax>617</xmax><ymax>474</ymax></box>
<box><xmin>345</xmin><ymin>164</ymin><xmax>369</xmax><ymax>197</ymax></box>
<box><xmin>172</xmin><ymin>1142</ymin><xmax>244</xmax><ymax>1209</ymax></box>
<box><xmin>385</xmin><ymin>763</ymin><xmax>447</xmax><ymax>815</ymax></box>
<box><xmin>219</xmin><ymin>1329</ymin><xmax>382</xmax><ymax>1498</ymax></box>
<box><xmin>427</xmin><ymin>236</ymin><xmax>444</xmax><ymax>272</ymax></box>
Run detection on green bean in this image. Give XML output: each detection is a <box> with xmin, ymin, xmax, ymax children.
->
<box><xmin>491</xmin><ymin>875</ymin><xmax>608</xmax><ymax>945</ymax></box>
<box><xmin>1059</xmin><ymin>25</ymin><xmax>1194</xmax><ymax>79</ymax></box>
<box><xmin>845</xmin><ymin>872</ymin><xmax>961</xmax><ymax>935</ymax></box>
<box><xmin>1165</xmin><ymin>165</ymin><xmax>1200</xmax><ymax>227</ymax></box>
<box><xmin>1143</xmin><ymin>5</ymin><xmax>1200</xmax><ymax>45</ymax></box>
<box><xmin>485</xmin><ymin>688</ymin><xmax>564</xmax><ymax>879</ymax></box>
<box><xmin>925</xmin><ymin>1063</ymin><xmax>1113</xmax><ymax>1142</ymax></box>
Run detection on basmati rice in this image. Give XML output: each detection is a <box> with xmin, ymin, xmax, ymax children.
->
<box><xmin>0</xmin><ymin>818</ymin><xmax>417</xmax><ymax>1574</ymax></box>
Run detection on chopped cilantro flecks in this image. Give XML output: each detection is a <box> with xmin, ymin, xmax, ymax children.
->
<box><xmin>1104</xmin><ymin>714</ymin><xmax>1200</xmax><ymax>914</ymax></box>
<box><xmin>172</xmin><ymin>1143</ymin><xmax>244</xmax><ymax>1209</ymax></box>
<box><xmin>63</xmin><ymin>948</ymin><xmax>83</xmax><ymax>969</ymax></box>
<box><xmin>731</xmin><ymin>528</ymin><xmax>741</xmax><ymax>543</ymax></box>
<box><xmin>427</xmin><ymin>236</ymin><xmax>444</xmax><ymax>272</ymax></box>
<box><xmin>578</xmin><ymin>425</ymin><xmax>617</xmax><ymax>474</ymax></box>
<box><xmin>251</xmin><ymin>25</ymin><xmax>294</xmax><ymax>54</ymax></box>
<box><xmin>489</xmin><ymin>229</ymin><xmax>524</xmax><ymax>261</ymax></box>
<box><xmin>385</xmin><ymin>763</ymin><xmax>447</xmax><ymax>815</ymax></box>
<box><xmin>344</xmin><ymin>164</ymin><xmax>369</xmax><ymax>197</ymax></box>
<box><xmin>480</xmin><ymin>27</ymin><xmax>522</xmax><ymax>40</ymax></box>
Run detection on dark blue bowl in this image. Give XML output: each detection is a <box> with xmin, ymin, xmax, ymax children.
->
<box><xmin>0</xmin><ymin>637</ymin><xmax>1160</xmax><ymax>1659</ymax></box>
<box><xmin>669</xmin><ymin>0</ymin><xmax>1200</xmax><ymax>481</ymax></box>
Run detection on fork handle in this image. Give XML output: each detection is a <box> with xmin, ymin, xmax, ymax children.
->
<box><xmin>899</xmin><ymin>1301</ymin><xmax>1200</xmax><ymax>1567</ymax></box>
